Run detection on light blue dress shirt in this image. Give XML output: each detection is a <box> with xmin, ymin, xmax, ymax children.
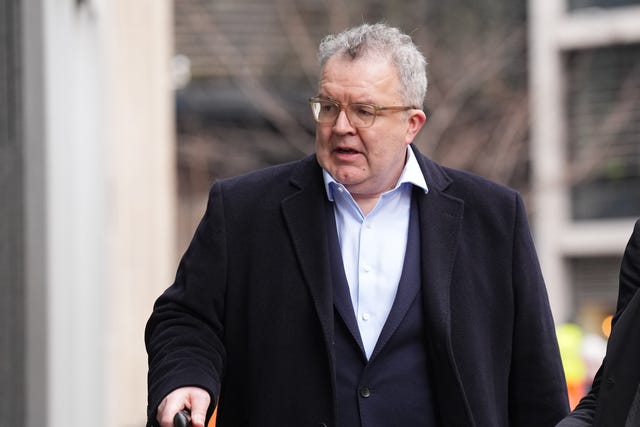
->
<box><xmin>323</xmin><ymin>147</ymin><xmax>429</xmax><ymax>359</ymax></box>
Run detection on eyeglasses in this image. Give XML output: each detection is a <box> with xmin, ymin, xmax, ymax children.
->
<box><xmin>309</xmin><ymin>97</ymin><xmax>416</xmax><ymax>128</ymax></box>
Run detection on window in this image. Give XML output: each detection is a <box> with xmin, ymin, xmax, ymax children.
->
<box><xmin>569</xmin><ymin>0</ymin><xmax>640</xmax><ymax>11</ymax></box>
<box><xmin>566</xmin><ymin>44</ymin><xmax>640</xmax><ymax>220</ymax></box>
<box><xmin>569</xmin><ymin>256</ymin><xmax>622</xmax><ymax>329</ymax></box>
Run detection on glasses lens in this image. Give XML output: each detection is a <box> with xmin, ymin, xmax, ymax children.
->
<box><xmin>348</xmin><ymin>104</ymin><xmax>376</xmax><ymax>127</ymax></box>
<box><xmin>311</xmin><ymin>99</ymin><xmax>339</xmax><ymax>124</ymax></box>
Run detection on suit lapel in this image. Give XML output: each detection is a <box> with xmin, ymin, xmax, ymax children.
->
<box><xmin>324</xmin><ymin>204</ymin><xmax>367</xmax><ymax>356</ymax></box>
<box><xmin>369</xmin><ymin>195</ymin><xmax>422</xmax><ymax>361</ymax></box>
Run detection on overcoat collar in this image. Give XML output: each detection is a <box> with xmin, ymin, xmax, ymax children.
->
<box><xmin>280</xmin><ymin>146</ymin><xmax>473</xmax><ymax>425</ymax></box>
<box><xmin>280</xmin><ymin>155</ymin><xmax>336</xmax><ymax>376</ymax></box>
<box><xmin>411</xmin><ymin>145</ymin><xmax>474</xmax><ymax>424</ymax></box>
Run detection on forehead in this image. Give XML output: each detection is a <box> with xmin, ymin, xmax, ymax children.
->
<box><xmin>319</xmin><ymin>55</ymin><xmax>400</xmax><ymax>101</ymax></box>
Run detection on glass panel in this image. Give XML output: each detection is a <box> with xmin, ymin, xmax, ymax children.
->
<box><xmin>569</xmin><ymin>0</ymin><xmax>640</xmax><ymax>11</ymax></box>
<box><xmin>566</xmin><ymin>44</ymin><xmax>640</xmax><ymax>220</ymax></box>
<box><xmin>570</xmin><ymin>256</ymin><xmax>622</xmax><ymax>324</ymax></box>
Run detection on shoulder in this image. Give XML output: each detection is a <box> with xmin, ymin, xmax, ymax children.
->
<box><xmin>443</xmin><ymin>165</ymin><xmax>517</xmax><ymax>200</ymax></box>
<box><xmin>218</xmin><ymin>154</ymin><xmax>318</xmax><ymax>189</ymax></box>
<box><xmin>414</xmin><ymin>150</ymin><xmax>522</xmax><ymax>219</ymax></box>
<box><xmin>205</xmin><ymin>154</ymin><xmax>322</xmax><ymax>210</ymax></box>
<box><xmin>613</xmin><ymin>218</ymin><xmax>640</xmax><ymax>321</ymax></box>
<box><xmin>212</xmin><ymin>154</ymin><xmax>319</xmax><ymax>195</ymax></box>
<box><xmin>411</xmin><ymin>144</ymin><xmax>518</xmax><ymax>203</ymax></box>
<box><xmin>412</xmin><ymin>148</ymin><xmax>529</xmax><ymax>241</ymax></box>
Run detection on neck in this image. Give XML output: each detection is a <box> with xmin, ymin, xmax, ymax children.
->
<box><xmin>351</xmin><ymin>192</ymin><xmax>381</xmax><ymax>216</ymax></box>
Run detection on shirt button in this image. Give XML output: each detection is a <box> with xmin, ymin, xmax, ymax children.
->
<box><xmin>361</xmin><ymin>313</ymin><xmax>370</xmax><ymax>321</ymax></box>
<box><xmin>363</xmin><ymin>265</ymin><xmax>371</xmax><ymax>273</ymax></box>
<box><xmin>360</xmin><ymin>386</ymin><xmax>371</xmax><ymax>398</ymax></box>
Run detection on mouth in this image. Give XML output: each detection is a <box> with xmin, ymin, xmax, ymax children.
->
<box><xmin>334</xmin><ymin>147</ymin><xmax>360</xmax><ymax>155</ymax></box>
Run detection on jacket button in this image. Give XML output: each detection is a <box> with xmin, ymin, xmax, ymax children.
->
<box><xmin>359</xmin><ymin>386</ymin><xmax>371</xmax><ymax>398</ymax></box>
<box><xmin>606</xmin><ymin>377</ymin><xmax>615</xmax><ymax>389</ymax></box>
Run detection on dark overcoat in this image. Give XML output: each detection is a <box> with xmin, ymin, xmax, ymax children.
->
<box><xmin>146</xmin><ymin>145</ymin><xmax>569</xmax><ymax>426</ymax></box>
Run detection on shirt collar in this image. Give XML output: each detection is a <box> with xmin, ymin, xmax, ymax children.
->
<box><xmin>323</xmin><ymin>146</ymin><xmax>429</xmax><ymax>202</ymax></box>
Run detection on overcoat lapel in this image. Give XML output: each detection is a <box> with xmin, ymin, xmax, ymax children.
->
<box><xmin>416</xmin><ymin>184</ymin><xmax>462</xmax><ymax>348</ymax></box>
<box><xmin>411</xmin><ymin>145</ymin><xmax>463</xmax><ymax>342</ymax></box>
<box><xmin>411</xmin><ymin>144</ymin><xmax>475</xmax><ymax>424</ymax></box>
<box><xmin>280</xmin><ymin>156</ymin><xmax>336</xmax><ymax>377</ymax></box>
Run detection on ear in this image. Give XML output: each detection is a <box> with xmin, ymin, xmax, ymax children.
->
<box><xmin>405</xmin><ymin>109</ymin><xmax>427</xmax><ymax>144</ymax></box>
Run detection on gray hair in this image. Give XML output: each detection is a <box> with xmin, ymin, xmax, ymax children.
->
<box><xmin>317</xmin><ymin>23</ymin><xmax>427</xmax><ymax>108</ymax></box>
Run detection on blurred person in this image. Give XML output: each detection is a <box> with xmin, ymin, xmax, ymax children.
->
<box><xmin>557</xmin><ymin>219</ymin><xmax>640</xmax><ymax>426</ymax></box>
<box><xmin>145</xmin><ymin>22</ymin><xmax>569</xmax><ymax>427</ymax></box>
<box><xmin>556</xmin><ymin>322</ymin><xmax>589</xmax><ymax>409</ymax></box>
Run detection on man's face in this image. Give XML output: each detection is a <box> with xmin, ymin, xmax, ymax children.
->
<box><xmin>315</xmin><ymin>55</ymin><xmax>426</xmax><ymax>198</ymax></box>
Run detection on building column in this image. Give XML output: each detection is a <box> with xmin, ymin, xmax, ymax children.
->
<box><xmin>529</xmin><ymin>0</ymin><xmax>572</xmax><ymax>323</ymax></box>
<box><xmin>0</xmin><ymin>0</ymin><xmax>26</xmax><ymax>425</ymax></box>
<box><xmin>21</xmin><ymin>1</ymin><xmax>176</xmax><ymax>426</ymax></box>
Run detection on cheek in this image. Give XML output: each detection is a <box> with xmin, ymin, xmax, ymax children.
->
<box><xmin>315</xmin><ymin>128</ymin><xmax>331</xmax><ymax>147</ymax></box>
<box><xmin>360</xmin><ymin>130</ymin><xmax>390</xmax><ymax>157</ymax></box>
<box><xmin>314</xmin><ymin>131</ymin><xmax>331</xmax><ymax>166</ymax></box>
<box><xmin>362</xmin><ymin>131</ymin><xmax>406</xmax><ymax>166</ymax></box>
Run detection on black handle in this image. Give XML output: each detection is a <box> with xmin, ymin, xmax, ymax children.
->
<box><xmin>173</xmin><ymin>409</ymin><xmax>191</xmax><ymax>427</ymax></box>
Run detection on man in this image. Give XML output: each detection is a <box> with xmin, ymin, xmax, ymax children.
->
<box><xmin>557</xmin><ymin>219</ymin><xmax>640</xmax><ymax>427</ymax></box>
<box><xmin>146</xmin><ymin>23</ymin><xmax>569</xmax><ymax>427</ymax></box>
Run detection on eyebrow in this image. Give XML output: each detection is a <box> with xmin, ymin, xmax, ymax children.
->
<box><xmin>315</xmin><ymin>95</ymin><xmax>379</xmax><ymax>105</ymax></box>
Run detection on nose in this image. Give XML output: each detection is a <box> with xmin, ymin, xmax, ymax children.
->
<box><xmin>333</xmin><ymin>109</ymin><xmax>356</xmax><ymax>134</ymax></box>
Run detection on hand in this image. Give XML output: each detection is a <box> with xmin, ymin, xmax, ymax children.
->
<box><xmin>156</xmin><ymin>386</ymin><xmax>211</xmax><ymax>427</ymax></box>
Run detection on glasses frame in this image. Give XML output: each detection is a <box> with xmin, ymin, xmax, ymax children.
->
<box><xmin>309</xmin><ymin>97</ymin><xmax>417</xmax><ymax>128</ymax></box>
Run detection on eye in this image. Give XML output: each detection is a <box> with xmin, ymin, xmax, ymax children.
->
<box><xmin>353</xmin><ymin>104</ymin><xmax>375</xmax><ymax>118</ymax></box>
<box><xmin>320</xmin><ymin>101</ymin><xmax>339</xmax><ymax>114</ymax></box>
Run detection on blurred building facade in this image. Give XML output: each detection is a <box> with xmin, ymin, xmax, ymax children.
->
<box><xmin>1</xmin><ymin>0</ymin><xmax>175</xmax><ymax>426</ymax></box>
<box><xmin>530</xmin><ymin>0</ymin><xmax>640</xmax><ymax>330</ymax></box>
<box><xmin>172</xmin><ymin>0</ymin><xmax>640</xmax><ymax>331</ymax></box>
<box><xmin>2</xmin><ymin>0</ymin><xmax>640</xmax><ymax>426</ymax></box>
<box><xmin>172</xmin><ymin>0</ymin><xmax>531</xmax><ymax>249</ymax></box>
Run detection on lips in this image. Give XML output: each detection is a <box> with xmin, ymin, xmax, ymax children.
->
<box><xmin>335</xmin><ymin>147</ymin><xmax>360</xmax><ymax>155</ymax></box>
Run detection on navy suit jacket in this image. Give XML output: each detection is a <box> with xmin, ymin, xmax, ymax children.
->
<box><xmin>145</xmin><ymin>145</ymin><xmax>569</xmax><ymax>426</ymax></box>
<box><xmin>557</xmin><ymin>219</ymin><xmax>640</xmax><ymax>427</ymax></box>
